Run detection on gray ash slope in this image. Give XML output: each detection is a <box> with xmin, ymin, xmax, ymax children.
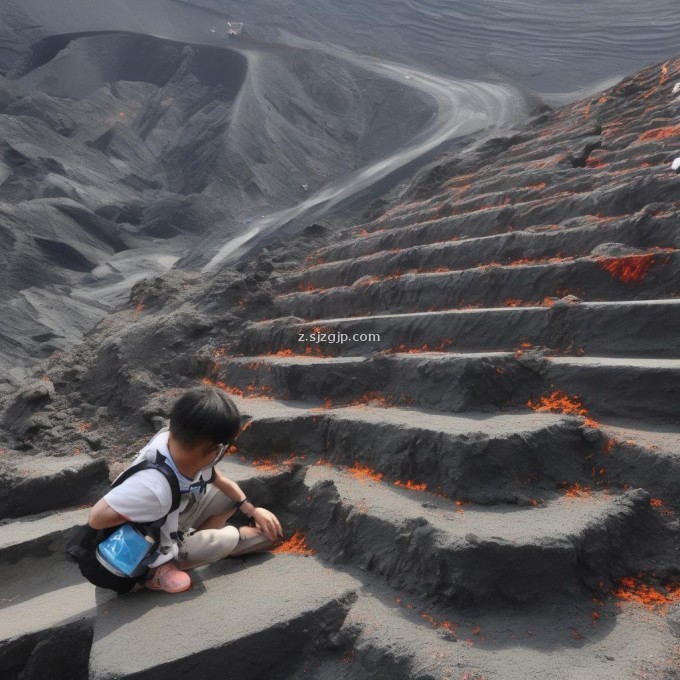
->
<box><xmin>182</xmin><ymin>0</ymin><xmax>680</xmax><ymax>99</ymax></box>
<box><xmin>0</xmin><ymin>26</ymin><xmax>436</xmax><ymax>390</ymax></box>
<box><xmin>1</xmin><ymin>57</ymin><xmax>680</xmax><ymax>679</ymax></box>
<box><xmin>0</xmin><ymin>0</ymin><xmax>678</xmax><ymax>393</ymax></box>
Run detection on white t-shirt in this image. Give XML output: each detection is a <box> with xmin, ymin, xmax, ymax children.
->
<box><xmin>103</xmin><ymin>429</ymin><xmax>216</xmax><ymax>567</ymax></box>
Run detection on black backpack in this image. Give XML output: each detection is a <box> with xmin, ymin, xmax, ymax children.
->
<box><xmin>66</xmin><ymin>452</ymin><xmax>181</xmax><ymax>594</ymax></box>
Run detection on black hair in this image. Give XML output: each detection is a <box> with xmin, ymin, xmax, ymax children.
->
<box><xmin>169</xmin><ymin>385</ymin><xmax>241</xmax><ymax>446</ymax></box>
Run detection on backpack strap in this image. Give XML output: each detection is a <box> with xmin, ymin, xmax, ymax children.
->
<box><xmin>110</xmin><ymin>452</ymin><xmax>181</xmax><ymax>516</ymax></box>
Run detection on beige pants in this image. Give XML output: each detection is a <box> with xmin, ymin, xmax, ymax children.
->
<box><xmin>175</xmin><ymin>485</ymin><xmax>274</xmax><ymax>569</ymax></box>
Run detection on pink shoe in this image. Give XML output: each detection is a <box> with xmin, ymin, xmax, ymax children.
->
<box><xmin>145</xmin><ymin>562</ymin><xmax>192</xmax><ymax>593</ymax></box>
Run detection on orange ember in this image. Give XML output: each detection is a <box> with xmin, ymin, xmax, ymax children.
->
<box><xmin>132</xmin><ymin>301</ymin><xmax>143</xmax><ymax>321</ymax></box>
<box><xmin>251</xmin><ymin>458</ymin><xmax>280</xmax><ymax>472</ymax></box>
<box><xmin>201</xmin><ymin>378</ymin><xmax>273</xmax><ymax>399</ymax></box>
<box><xmin>349</xmin><ymin>390</ymin><xmax>391</xmax><ymax>407</ymax></box>
<box><xmin>420</xmin><ymin>612</ymin><xmax>458</xmax><ymax>635</ymax></box>
<box><xmin>638</xmin><ymin>125</ymin><xmax>680</xmax><ymax>142</ymax></box>
<box><xmin>602</xmin><ymin>438</ymin><xmax>617</xmax><ymax>455</ymax></box>
<box><xmin>394</xmin><ymin>479</ymin><xmax>427</xmax><ymax>492</ymax></box>
<box><xmin>562</xmin><ymin>482</ymin><xmax>593</xmax><ymax>498</ymax></box>
<box><xmin>384</xmin><ymin>340</ymin><xmax>457</xmax><ymax>355</ymax></box>
<box><xmin>597</xmin><ymin>254</ymin><xmax>656</xmax><ymax>285</ymax></box>
<box><xmin>303</xmin><ymin>345</ymin><xmax>326</xmax><ymax>357</ymax></box>
<box><xmin>347</xmin><ymin>461</ymin><xmax>384</xmax><ymax>483</ymax></box>
<box><xmin>528</xmin><ymin>391</ymin><xmax>598</xmax><ymax>427</ymax></box>
<box><xmin>613</xmin><ymin>576</ymin><xmax>680</xmax><ymax>612</ymax></box>
<box><xmin>271</xmin><ymin>529</ymin><xmax>316</xmax><ymax>555</ymax></box>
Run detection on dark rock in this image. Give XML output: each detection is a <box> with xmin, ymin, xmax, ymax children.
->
<box><xmin>590</xmin><ymin>242</ymin><xmax>645</xmax><ymax>258</ymax></box>
<box><xmin>302</xmin><ymin>223</ymin><xmax>330</xmax><ymax>238</ymax></box>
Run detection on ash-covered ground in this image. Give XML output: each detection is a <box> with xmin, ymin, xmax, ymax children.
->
<box><xmin>0</xmin><ymin>1</ymin><xmax>680</xmax><ymax>679</ymax></box>
<box><xmin>0</xmin><ymin>0</ymin><xmax>678</xmax><ymax>389</ymax></box>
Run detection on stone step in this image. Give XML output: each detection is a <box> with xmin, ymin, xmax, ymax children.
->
<box><xmin>0</xmin><ymin>551</ymin><xmax>359</xmax><ymax>680</ymax></box>
<box><xmin>281</xmin><ymin>213</ymin><xmax>677</xmax><ymax>291</ymax></box>
<box><xmin>300</xmin><ymin>463</ymin><xmax>656</xmax><ymax>605</ymax></box>
<box><xmin>0</xmin><ymin>507</ymin><xmax>87</xmax><ymax>566</ymax></box>
<box><xmin>0</xmin><ymin>453</ymin><xmax>109</xmax><ymax>520</ymax></box>
<box><xmin>0</xmin><ymin>458</ymin><xmax>328</xmax><ymax>679</ymax></box>
<box><xmin>227</xmin><ymin>395</ymin><xmax>589</xmax><ymax>505</ymax></box>
<box><xmin>214</xmin><ymin>352</ymin><xmax>680</xmax><ymax>423</ymax></box>
<box><xmin>88</xmin><ymin>554</ymin><xmax>359</xmax><ymax>680</ymax></box>
<box><xmin>233</xmin><ymin>299</ymin><xmax>680</xmax><ymax>358</ymax></box>
<box><xmin>213</xmin><ymin>351</ymin><xmax>536</xmax><ymax>413</ymax></box>
<box><xmin>315</xmin><ymin>175</ymin><xmax>676</xmax><ymax>261</ymax></box>
<box><xmin>272</xmin><ymin>251</ymin><xmax>680</xmax><ymax>320</ymax></box>
<box><xmin>546</xmin><ymin>356</ymin><xmax>680</xmax><ymax>423</ymax></box>
<box><xmin>0</xmin><ymin>582</ymin><xmax>103</xmax><ymax>680</ymax></box>
<box><xmin>281</xmin><ymin>582</ymin><xmax>680</xmax><ymax>680</ymax></box>
<box><xmin>340</xmin><ymin>168</ymin><xmax>658</xmax><ymax>244</ymax></box>
<box><xmin>596</xmin><ymin>420</ymin><xmax>680</xmax><ymax>509</ymax></box>
<box><xmin>0</xmin><ymin>454</ymin><xmax>287</xmax><ymax>550</ymax></box>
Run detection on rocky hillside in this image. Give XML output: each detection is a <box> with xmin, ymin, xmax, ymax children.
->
<box><xmin>1</xmin><ymin>56</ymin><xmax>680</xmax><ymax>680</ymax></box>
<box><xmin>0</xmin><ymin>28</ymin><xmax>435</xmax><ymax>391</ymax></box>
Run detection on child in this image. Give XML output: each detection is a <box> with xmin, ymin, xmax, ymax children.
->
<box><xmin>87</xmin><ymin>385</ymin><xmax>283</xmax><ymax>593</ymax></box>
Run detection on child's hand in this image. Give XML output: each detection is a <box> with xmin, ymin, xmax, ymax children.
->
<box><xmin>251</xmin><ymin>507</ymin><xmax>283</xmax><ymax>542</ymax></box>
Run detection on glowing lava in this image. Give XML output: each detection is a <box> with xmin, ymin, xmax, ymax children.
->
<box><xmin>271</xmin><ymin>530</ymin><xmax>316</xmax><ymax>555</ymax></box>
<box><xmin>613</xmin><ymin>576</ymin><xmax>680</xmax><ymax>612</ymax></box>
<box><xmin>528</xmin><ymin>391</ymin><xmax>598</xmax><ymax>428</ymax></box>
<box><xmin>597</xmin><ymin>254</ymin><xmax>657</xmax><ymax>285</ymax></box>
<box><xmin>347</xmin><ymin>461</ymin><xmax>384</xmax><ymax>483</ymax></box>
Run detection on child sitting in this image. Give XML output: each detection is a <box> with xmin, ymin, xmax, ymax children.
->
<box><xmin>87</xmin><ymin>385</ymin><xmax>283</xmax><ymax>593</ymax></box>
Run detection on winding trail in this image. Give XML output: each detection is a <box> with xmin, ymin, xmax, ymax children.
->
<box><xmin>202</xmin><ymin>35</ymin><xmax>529</xmax><ymax>271</ymax></box>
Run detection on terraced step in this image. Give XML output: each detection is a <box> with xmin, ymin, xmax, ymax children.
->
<box><xmin>282</xmin><ymin>212</ymin><xmax>677</xmax><ymax>291</ymax></box>
<box><xmin>228</xmin><ymin>395</ymin><xmax>588</xmax><ymax>504</ymax></box>
<box><xmin>0</xmin><ymin>453</ymin><xmax>287</xmax><ymax>557</ymax></box>
<box><xmin>273</xmin><ymin>250</ymin><xmax>680</xmax><ymax>319</ymax></box>
<box><xmin>1</xmin><ymin>549</ymin><xmax>359</xmax><ymax>680</ymax></box>
<box><xmin>546</xmin><ymin>356</ymin><xmax>680</xmax><ymax>423</ymax></box>
<box><xmin>315</xmin><ymin>176</ymin><xmax>676</xmax><ymax>261</ymax></box>
<box><xmin>89</xmin><ymin>555</ymin><xmax>359</xmax><ymax>680</ymax></box>
<box><xmin>233</xmin><ymin>300</ymin><xmax>680</xmax><ymax>358</ymax></box>
<box><xmin>300</xmin><ymin>463</ymin><xmax>656</xmax><ymax>605</ymax></box>
<box><xmin>596</xmin><ymin>421</ymin><xmax>680</xmax><ymax>510</ymax></box>
<box><xmin>214</xmin><ymin>352</ymin><xmax>680</xmax><ymax>423</ymax></box>
<box><xmin>282</xmin><ymin>583</ymin><xmax>680</xmax><ymax>680</ymax></box>
<box><xmin>0</xmin><ymin>453</ymin><xmax>109</xmax><ymax>519</ymax></box>
<box><xmin>0</xmin><ymin>506</ymin><xmax>106</xmax><ymax>680</ymax></box>
<box><xmin>0</xmin><ymin>458</ymin><xmax>305</xmax><ymax>680</ymax></box>
<box><xmin>213</xmin><ymin>351</ymin><xmax>539</xmax><ymax>413</ymax></box>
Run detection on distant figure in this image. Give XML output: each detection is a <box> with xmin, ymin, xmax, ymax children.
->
<box><xmin>227</xmin><ymin>21</ymin><xmax>244</xmax><ymax>36</ymax></box>
<box><xmin>87</xmin><ymin>386</ymin><xmax>283</xmax><ymax>593</ymax></box>
<box><xmin>672</xmin><ymin>157</ymin><xmax>680</xmax><ymax>174</ymax></box>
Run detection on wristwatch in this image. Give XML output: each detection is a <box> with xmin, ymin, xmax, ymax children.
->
<box><xmin>235</xmin><ymin>497</ymin><xmax>254</xmax><ymax>517</ymax></box>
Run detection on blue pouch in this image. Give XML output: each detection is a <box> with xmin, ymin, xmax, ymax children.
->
<box><xmin>96</xmin><ymin>524</ymin><xmax>155</xmax><ymax>577</ymax></box>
